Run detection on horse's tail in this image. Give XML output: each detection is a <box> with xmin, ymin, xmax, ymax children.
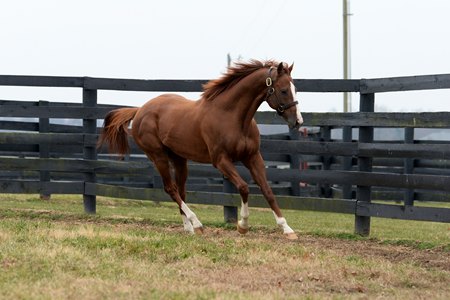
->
<box><xmin>97</xmin><ymin>107</ymin><xmax>139</xmax><ymax>159</ymax></box>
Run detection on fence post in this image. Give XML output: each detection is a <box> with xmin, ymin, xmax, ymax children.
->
<box><xmin>355</xmin><ymin>93</ymin><xmax>374</xmax><ymax>236</ymax></box>
<box><xmin>342</xmin><ymin>126</ymin><xmax>353</xmax><ymax>199</ymax></box>
<box><xmin>289</xmin><ymin>128</ymin><xmax>301</xmax><ymax>196</ymax></box>
<box><xmin>320</xmin><ymin>126</ymin><xmax>332</xmax><ymax>197</ymax></box>
<box><xmin>38</xmin><ymin>100</ymin><xmax>51</xmax><ymax>200</ymax></box>
<box><xmin>83</xmin><ymin>87</ymin><xmax>97</xmax><ymax>214</ymax></box>
<box><xmin>152</xmin><ymin>173</ymin><xmax>162</xmax><ymax>205</ymax></box>
<box><xmin>223</xmin><ymin>176</ymin><xmax>238</xmax><ymax>223</ymax></box>
<box><xmin>404</xmin><ymin>127</ymin><xmax>415</xmax><ymax>205</ymax></box>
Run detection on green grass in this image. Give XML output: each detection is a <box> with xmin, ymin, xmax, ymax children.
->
<box><xmin>1</xmin><ymin>194</ymin><xmax>449</xmax><ymax>249</ymax></box>
<box><xmin>0</xmin><ymin>194</ymin><xmax>449</xmax><ymax>299</ymax></box>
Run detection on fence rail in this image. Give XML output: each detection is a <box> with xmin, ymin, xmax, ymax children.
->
<box><xmin>1</xmin><ymin>73</ymin><xmax>450</xmax><ymax>236</ymax></box>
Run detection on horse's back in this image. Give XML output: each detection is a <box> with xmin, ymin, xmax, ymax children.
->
<box><xmin>134</xmin><ymin>93</ymin><xmax>197</xmax><ymax>124</ymax></box>
<box><xmin>140</xmin><ymin>93</ymin><xmax>195</xmax><ymax>112</ymax></box>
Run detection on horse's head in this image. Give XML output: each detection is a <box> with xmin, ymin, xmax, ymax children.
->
<box><xmin>265</xmin><ymin>62</ymin><xmax>303</xmax><ymax>130</ymax></box>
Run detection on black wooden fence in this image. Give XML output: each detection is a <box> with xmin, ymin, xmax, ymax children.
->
<box><xmin>1</xmin><ymin>74</ymin><xmax>450</xmax><ymax>236</ymax></box>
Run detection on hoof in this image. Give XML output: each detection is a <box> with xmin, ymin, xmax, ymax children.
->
<box><xmin>194</xmin><ymin>226</ymin><xmax>204</xmax><ymax>235</ymax></box>
<box><xmin>237</xmin><ymin>224</ymin><xmax>249</xmax><ymax>234</ymax></box>
<box><xmin>284</xmin><ymin>232</ymin><xmax>298</xmax><ymax>240</ymax></box>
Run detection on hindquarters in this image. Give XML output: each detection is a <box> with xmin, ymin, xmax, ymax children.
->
<box><xmin>97</xmin><ymin>107</ymin><xmax>138</xmax><ymax>159</ymax></box>
<box><xmin>133</xmin><ymin>95</ymin><xmax>211</xmax><ymax>163</ymax></box>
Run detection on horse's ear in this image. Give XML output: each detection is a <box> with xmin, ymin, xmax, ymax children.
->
<box><xmin>277</xmin><ymin>62</ymin><xmax>284</xmax><ymax>75</ymax></box>
<box><xmin>288</xmin><ymin>62</ymin><xmax>294</xmax><ymax>74</ymax></box>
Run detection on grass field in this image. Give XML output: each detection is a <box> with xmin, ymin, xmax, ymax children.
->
<box><xmin>1</xmin><ymin>194</ymin><xmax>449</xmax><ymax>299</ymax></box>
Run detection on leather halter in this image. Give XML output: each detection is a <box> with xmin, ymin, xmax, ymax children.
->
<box><xmin>265</xmin><ymin>67</ymin><xmax>298</xmax><ymax>116</ymax></box>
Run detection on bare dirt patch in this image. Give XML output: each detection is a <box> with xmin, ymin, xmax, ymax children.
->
<box><xmin>181</xmin><ymin>228</ymin><xmax>450</xmax><ymax>298</ymax></box>
<box><xmin>48</xmin><ymin>213</ymin><xmax>450</xmax><ymax>272</ymax></box>
<box><xmin>298</xmin><ymin>234</ymin><xmax>450</xmax><ymax>271</ymax></box>
<box><xmin>152</xmin><ymin>227</ymin><xmax>449</xmax><ymax>299</ymax></box>
<box><xmin>198</xmin><ymin>226</ymin><xmax>450</xmax><ymax>271</ymax></box>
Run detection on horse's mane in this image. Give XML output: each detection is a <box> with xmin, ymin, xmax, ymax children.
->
<box><xmin>202</xmin><ymin>59</ymin><xmax>278</xmax><ymax>101</ymax></box>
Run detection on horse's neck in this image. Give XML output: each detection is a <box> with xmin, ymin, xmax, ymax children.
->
<box><xmin>216</xmin><ymin>69</ymin><xmax>267</xmax><ymax>131</ymax></box>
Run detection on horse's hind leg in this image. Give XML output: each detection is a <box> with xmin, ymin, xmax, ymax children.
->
<box><xmin>150</xmin><ymin>152</ymin><xmax>203</xmax><ymax>234</ymax></box>
<box><xmin>169</xmin><ymin>152</ymin><xmax>187</xmax><ymax>202</ymax></box>
<box><xmin>169</xmin><ymin>153</ymin><xmax>193</xmax><ymax>233</ymax></box>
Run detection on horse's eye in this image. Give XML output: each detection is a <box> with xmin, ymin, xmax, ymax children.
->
<box><xmin>281</xmin><ymin>89</ymin><xmax>288</xmax><ymax>95</ymax></box>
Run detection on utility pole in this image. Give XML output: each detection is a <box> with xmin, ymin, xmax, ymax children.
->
<box><xmin>343</xmin><ymin>0</ymin><xmax>352</xmax><ymax>112</ymax></box>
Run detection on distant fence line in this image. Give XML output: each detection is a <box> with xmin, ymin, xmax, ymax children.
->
<box><xmin>1</xmin><ymin>74</ymin><xmax>450</xmax><ymax>236</ymax></box>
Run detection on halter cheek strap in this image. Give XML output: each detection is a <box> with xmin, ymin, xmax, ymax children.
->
<box><xmin>265</xmin><ymin>67</ymin><xmax>298</xmax><ymax>116</ymax></box>
<box><xmin>275</xmin><ymin>100</ymin><xmax>298</xmax><ymax>116</ymax></box>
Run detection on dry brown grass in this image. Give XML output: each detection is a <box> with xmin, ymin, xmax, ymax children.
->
<box><xmin>2</xmin><ymin>218</ymin><xmax>449</xmax><ymax>299</ymax></box>
<box><xmin>1</xmin><ymin>196</ymin><xmax>449</xmax><ymax>299</ymax></box>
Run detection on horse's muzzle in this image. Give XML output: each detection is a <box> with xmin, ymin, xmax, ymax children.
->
<box><xmin>288</xmin><ymin>119</ymin><xmax>303</xmax><ymax>130</ymax></box>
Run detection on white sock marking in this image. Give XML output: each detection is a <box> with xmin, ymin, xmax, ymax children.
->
<box><xmin>181</xmin><ymin>214</ymin><xmax>194</xmax><ymax>233</ymax></box>
<box><xmin>181</xmin><ymin>202</ymin><xmax>203</xmax><ymax>229</ymax></box>
<box><xmin>272</xmin><ymin>211</ymin><xmax>295</xmax><ymax>234</ymax></box>
<box><xmin>238</xmin><ymin>200</ymin><xmax>249</xmax><ymax>229</ymax></box>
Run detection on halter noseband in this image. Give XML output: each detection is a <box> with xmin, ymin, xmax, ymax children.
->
<box><xmin>265</xmin><ymin>67</ymin><xmax>298</xmax><ymax>116</ymax></box>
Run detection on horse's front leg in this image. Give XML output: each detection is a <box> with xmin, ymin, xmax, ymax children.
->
<box><xmin>214</xmin><ymin>155</ymin><xmax>250</xmax><ymax>234</ymax></box>
<box><xmin>243</xmin><ymin>153</ymin><xmax>298</xmax><ymax>240</ymax></box>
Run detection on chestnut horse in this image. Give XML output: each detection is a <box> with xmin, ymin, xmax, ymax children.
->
<box><xmin>98</xmin><ymin>60</ymin><xmax>303</xmax><ymax>239</ymax></box>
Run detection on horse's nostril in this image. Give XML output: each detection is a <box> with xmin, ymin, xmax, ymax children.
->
<box><xmin>289</xmin><ymin>120</ymin><xmax>301</xmax><ymax>130</ymax></box>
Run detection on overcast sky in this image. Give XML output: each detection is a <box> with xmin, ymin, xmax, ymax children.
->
<box><xmin>1</xmin><ymin>0</ymin><xmax>449</xmax><ymax>112</ymax></box>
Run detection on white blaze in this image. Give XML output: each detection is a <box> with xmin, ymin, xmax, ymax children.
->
<box><xmin>290</xmin><ymin>82</ymin><xmax>303</xmax><ymax>125</ymax></box>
